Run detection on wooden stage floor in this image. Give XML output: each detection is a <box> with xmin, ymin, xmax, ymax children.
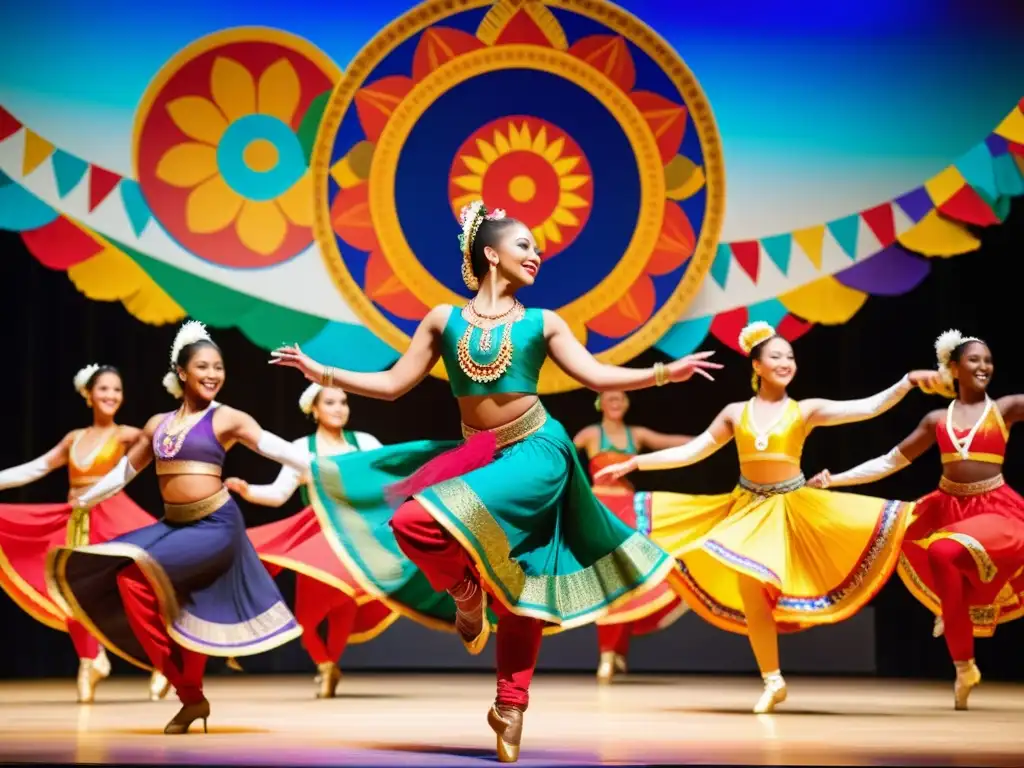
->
<box><xmin>1</xmin><ymin>673</ymin><xmax>1022</xmax><ymax>766</ymax></box>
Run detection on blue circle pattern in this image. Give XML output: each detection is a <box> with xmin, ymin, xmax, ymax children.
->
<box><xmin>218</xmin><ymin>114</ymin><xmax>305</xmax><ymax>202</ymax></box>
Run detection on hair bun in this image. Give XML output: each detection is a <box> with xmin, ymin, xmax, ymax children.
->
<box><xmin>299</xmin><ymin>383</ymin><xmax>322</xmax><ymax>414</ymax></box>
<box><xmin>738</xmin><ymin>321</ymin><xmax>776</xmax><ymax>355</ymax></box>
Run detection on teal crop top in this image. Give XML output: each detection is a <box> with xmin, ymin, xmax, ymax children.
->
<box><xmin>440</xmin><ymin>306</ymin><xmax>547</xmax><ymax>398</ymax></box>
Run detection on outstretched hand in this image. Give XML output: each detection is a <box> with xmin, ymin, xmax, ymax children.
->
<box><xmin>269</xmin><ymin>343</ymin><xmax>324</xmax><ymax>384</ymax></box>
<box><xmin>667</xmin><ymin>351</ymin><xmax>723</xmax><ymax>383</ymax></box>
<box><xmin>593</xmin><ymin>457</ymin><xmax>638</xmax><ymax>483</ymax></box>
<box><xmin>224</xmin><ymin>477</ymin><xmax>249</xmax><ymax>496</ymax></box>
<box><xmin>806</xmin><ymin>470</ymin><xmax>831</xmax><ymax>489</ymax></box>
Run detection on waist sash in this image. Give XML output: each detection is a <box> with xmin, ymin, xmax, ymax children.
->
<box><xmin>939</xmin><ymin>474</ymin><xmax>1004</xmax><ymax>497</ymax></box>
<box><xmin>460</xmin><ymin>400</ymin><xmax>547</xmax><ymax>449</ymax></box>
<box><xmin>163</xmin><ymin>487</ymin><xmax>230</xmax><ymax>523</ymax></box>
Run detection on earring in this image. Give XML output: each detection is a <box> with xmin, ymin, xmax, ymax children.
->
<box><xmin>594</xmin><ymin>396</ymin><xmax>602</xmax><ymax>412</ymax></box>
<box><xmin>86</xmin><ymin>396</ymin><xmax>93</xmax><ymax>408</ymax></box>
<box><xmin>750</xmin><ymin>371</ymin><xmax>759</xmax><ymax>393</ymax></box>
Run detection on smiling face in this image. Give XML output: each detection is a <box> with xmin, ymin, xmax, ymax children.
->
<box><xmin>178</xmin><ymin>343</ymin><xmax>224</xmax><ymax>402</ymax></box>
<box><xmin>752</xmin><ymin>336</ymin><xmax>797</xmax><ymax>391</ymax></box>
<box><xmin>599</xmin><ymin>390</ymin><xmax>630</xmax><ymax>421</ymax></box>
<box><xmin>951</xmin><ymin>341</ymin><xmax>993</xmax><ymax>395</ymax></box>
<box><xmin>481</xmin><ymin>220</ymin><xmax>542</xmax><ymax>288</ymax></box>
<box><xmin>313</xmin><ymin>387</ymin><xmax>350</xmax><ymax>430</ymax></box>
<box><xmin>89</xmin><ymin>371</ymin><xmax>123</xmax><ymax>419</ymax></box>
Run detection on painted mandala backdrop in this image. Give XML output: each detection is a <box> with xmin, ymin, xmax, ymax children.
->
<box><xmin>1</xmin><ymin>0</ymin><xmax>1022</xmax><ymax>391</ymax></box>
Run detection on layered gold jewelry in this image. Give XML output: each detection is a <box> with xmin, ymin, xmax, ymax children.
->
<box><xmin>653</xmin><ymin>361</ymin><xmax>668</xmax><ymax>387</ymax></box>
<box><xmin>321</xmin><ymin>366</ymin><xmax>334</xmax><ymax>387</ymax></box>
<box><xmin>457</xmin><ymin>300</ymin><xmax>525</xmax><ymax>383</ymax></box>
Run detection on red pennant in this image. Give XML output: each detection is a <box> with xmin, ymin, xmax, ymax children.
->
<box><xmin>88</xmin><ymin>166</ymin><xmax>122</xmax><ymax>212</ymax></box>
<box><xmin>730</xmin><ymin>241</ymin><xmax>760</xmax><ymax>283</ymax></box>
<box><xmin>21</xmin><ymin>217</ymin><xmax>103</xmax><ymax>269</ymax></box>
<box><xmin>937</xmin><ymin>186</ymin><xmax>1000</xmax><ymax>227</ymax></box>
<box><xmin>0</xmin><ymin>105</ymin><xmax>21</xmax><ymax>142</ymax></box>
<box><xmin>777</xmin><ymin>313</ymin><xmax>814</xmax><ymax>343</ymax></box>
<box><xmin>709</xmin><ymin>308</ymin><xmax>747</xmax><ymax>354</ymax></box>
<box><xmin>860</xmin><ymin>203</ymin><xmax>896</xmax><ymax>247</ymax></box>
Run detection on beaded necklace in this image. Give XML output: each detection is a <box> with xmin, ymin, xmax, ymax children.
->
<box><xmin>456</xmin><ymin>299</ymin><xmax>526</xmax><ymax>384</ymax></box>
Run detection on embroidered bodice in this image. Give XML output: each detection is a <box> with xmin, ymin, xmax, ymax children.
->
<box><xmin>153</xmin><ymin>405</ymin><xmax>225</xmax><ymax>477</ymax></box>
<box><xmin>735</xmin><ymin>399</ymin><xmax>805</xmax><ymax>468</ymax></box>
<box><xmin>440</xmin><ymin>306</ymin><xmax>546</xmax><ymax>398</ymax></box>
<box><xmin>937</xmin><ymin>399</ymin><xmax>1007</xmax><ymax>466</ymax></box>
<box><xmin>68</xmin><ymin>429</ymin><xmax>125</xmax><ymax>488</ymax></box>
<box><xmin>588</xmin><ymin>424</ymin><xmax>638</xmax><ymax>494</ymax></box>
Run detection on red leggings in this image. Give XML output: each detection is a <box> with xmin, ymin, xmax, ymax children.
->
<box><xmin>597</xmin><ymin>623</ymin><xmax>631</xmax><ymax>656</ymax></box>
<box><xmin>67</xmin><ymin>618</ymin><xmax>99</xmax><ymax>660</ymax></box>
<box><xmin>390</xmin><ymin>500</ymin><xmax>543</xmax><ymax>710</ymax></box>
<box><xmin>115</xmin><ymin>563</ymin><xmax>207</xmax><ymax>704</ymax></box>
<box><xmin>294</xmin><ymin>574</ymin><xmax>358</xmax><ymax>665</ymax></box>
<box><xmin>927</xmin><ymin>539</ymin><xmax>977</xmax><ymax>662</ymax></box>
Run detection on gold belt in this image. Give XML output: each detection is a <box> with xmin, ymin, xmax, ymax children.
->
<box><xmin>69</xmin><ymin>476</ymin><xmax>104</xmax><ymax>488</ymax></box>
<box><xmin>163</xmin><ymin>487</ymin><xmax>230</xmax><ymax>523</ymax></box>
<box><xmin>461</xmin><ymin>401</ymin><xmax>547</xmax><ymax>450</ymax></box>
<box><xmin>939</xmin><ymin>474</ymin><xmax>1004</xmax><ymax>497</ymax></box>
<box><xmin>156</xmin><ymin>460</ymin><xmax>223</xmax><ymax>477</ymax></box>
<box><xmin>739</xmin><ymin>473</ymin><xmax>806</xmax><ymax>497</ymax></box>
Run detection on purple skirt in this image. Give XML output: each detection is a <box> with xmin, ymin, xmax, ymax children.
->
<box><xmin>45</xmin><ymin>489</ymin><xmax>301</xmax><ymax>669</ymax></box>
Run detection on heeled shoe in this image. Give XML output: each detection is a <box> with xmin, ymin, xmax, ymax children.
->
<box><xmin>452</xmin><ymin>583</ymin><xmax>490</xmax><ymax>656</ymax></box>
<box><xmin>954</xmin><ymin>660</ymin><xmax>981</xmax><ymax>711</ymax></box>
<box><xmin>76</xmin><ymin>652</ymin><xmax>111</xmax><ymax>704</ymax></box>
<box><xmin>753</xmin><ymin>672</ymin><xmax>787</xmax><ymax>714</ymax></box>
<box><xmin>596</xmin><ymin>651</ymin><xmax>628</xmax><ymax>684</ymax></box>
<box><xmin>149</xmin><ymin>671</ymin><xmax>172</xmax><ymax>701</ymax></box>
<box><xmin>487</xmin><ymin>704</ymin><xmax>524</xmax><ymax>763</ymax></box>
<box><xmin>933</xmin><ymin>616</ymin><xmax>945</xmax><ymax>638</ymax></box>
<box><xmin>315</xmin><ymin>662</ymin><xmax>342</xmax><ymax>699</ymax></box>
<box><xmin>164</xmin><ymin>698</ymin><xmax>211</xmax><ymax>734</ymax></box>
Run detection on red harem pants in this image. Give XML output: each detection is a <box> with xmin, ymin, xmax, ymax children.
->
<box><xmin>68</xmin><ymin>618</ymin><xmax>99</xmax><ymax>660</ymax></box>
<box><xmin>115</xmin><ymin>563</ymin><xmax>207</xmax><ymax>705</ymax></box>
<box><xmin>294</xmin><ymin>574</ymin><xmax>358</xmax><ymax>665</ymax></box>
<box><xmin>390</xmin><ymin>500</ymin><xmax>543</xmax><ymax>710</ymax></box>
<box><xmin>927</xmin><ymin>539</ymin><xmax>979</xmax><ymax>662</ymax></box>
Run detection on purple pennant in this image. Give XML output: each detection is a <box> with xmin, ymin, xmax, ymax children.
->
<box><xmin>833</xmin><ymin>245</ymin><xmax>930</xmax><ymax>295</ymax></box>
<box><xmin>894</xmin><ymin>187</ymin><xmax>934</xmax><ymax>223</ymax></box>
<box><xmin>985</xmin><ymin>134</ymin><xmax>1009</xmax><ymax>157</ymax></box>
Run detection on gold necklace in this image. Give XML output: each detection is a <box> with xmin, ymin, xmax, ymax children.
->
<box><xmin>457</xmin><ymin>301</ymin><xmax>525</xmax><ymax>383</ymax></box>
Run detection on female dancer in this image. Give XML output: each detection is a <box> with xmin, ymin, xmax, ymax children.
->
<box><xmin>46</xmin><ymin>321</ymin><xmax>311</xmax><ymax>734</ymax></box>
<box><xmin>808</xmin><ymin>330</ymin><xmax>1024</xmax><ymax>710</ymax></box>
<box><xmin>574</xmin><ymin>390</ymin><xmax>691</xmax><ymax>683</ymax></box>
<box><xmin>595</xmin><ymin>321</ymin><xmax>939</xmax><ymax>713</ymax></box>
<box><xmin>270</xmin><ymin>200</ymin><xmax>720</xmax><ymax>761</ymax></box>
<box><xmin>0</xmin><ymin>364</ymin><xmax>169</xmax><ymax>703</ymax></box>
<box><xmin>227</xmin><ymin>383</ymin><xmax>397</xmax><ymax>698</ymax></box>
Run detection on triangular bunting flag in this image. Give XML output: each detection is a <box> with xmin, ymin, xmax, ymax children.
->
<box><xmin>730</xmin><ymin>241</ymin><xmax>760</xmax><ymax>283</ymax></box>
<box><xmin>860</xmin><ymin>203</ymin><xmax>896</xmax><ymax>248</ymax></box>
<box><xmin>792</xmin><ymin>225</ymin><xmax>825</xmax><ymax>270</ymax></box>
<box><xmin>88</xmin><ymin>166</ymin><xmax>122</xmax><ymax>212</ymax></box>
<box><xmin>22</xmin><ymin>131</ymin><xmax>55</xmax><ymax>176</ymax></box>
<box><xmin>993</xmin><ymin>153</ymin><xmax>1024</xmax><ymax>197</ymax></box>
<box><xmin>51</xmin><ymin>150</ymin><xmax>89</xmax><ymax>198</ymax></box>
<box><xmin>827</xmin><ymin>214</ymin><xmax>859</xmax><ymax>260</ymax></box>
<box><xmin>760</xmin><ymin>234</ymin><xmax>792</xmax><ymax>276</ymax></box>
<box><xmin>710</xmin><ymin>243</ymin><xmax>731</xmax><ymax>288</ymax></box>
<box><xmin>985</xmin><ymin>134</ymin><xmax>1009</xmax><ymax>157</ymax></box>
<box><xmin>924</xmin><ymin>166</ymin><xmax>966</xmax><ymax>206</ymax></box>
<box><xmin>894</xmin><ymin>187</ymin><xmax>934</xmax><ymax>224</ymax></box>
<box><xmin>937</xmin><ymin>186</ymin><xmax>1000</xmax><ymax>227</ymax></box>
<box><xmin>0</xmin><ymin>106</ymin><xmax>21</xmax><ymax>143</ymax></box>
<box><xmin>954</xmin><ymin>144</ymin><xmax>1000</xmax><ymax>203</ymax></box>
<box><xmin>995</xmin><ymin>104</ymin><xmax>1024</xmax><ymax>144</ymax></box>
<box><xmin>119</xmin><ymin>179</ymin><xmax>153</xmax><ymax>237</ymax></box>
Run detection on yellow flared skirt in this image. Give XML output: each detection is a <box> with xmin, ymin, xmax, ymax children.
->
<box><xmin>649</xmin><ymin>482</ymin><xmax>914</xmax><ymax>635</ymax></box>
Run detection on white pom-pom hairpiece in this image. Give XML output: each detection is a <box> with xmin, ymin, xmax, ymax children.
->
<box><xmin>299</xmin><ymin>383</ymin><xmax>322</xmax><ymax>414</ymax></box>
<box><xmin>162</xmin><ymin>371</ymin><xmax>183</xmax><ymax>399</ymax></box>
<box><xmin>738</xmin><ymin>321</ymin><xmax>777</xmax><ymax>356</ymax></box>
<box><xmin>934</xmin><ymin>329</ymin><xmax>983</xmax><ymax>390</ymax></box>
<box><xmin>73</xmin><ymin>364</ymin><xmax>101</xmax><ymax>398</ymax></box>
<box><xmin>162</xmin><ymin>320</ymin><xmax>213</xmax><ymax>397</ymax></box>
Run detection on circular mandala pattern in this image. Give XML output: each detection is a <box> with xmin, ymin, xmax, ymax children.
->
<box><xmin>315</xmin><ymin>0</ymin><xmax>724</xmax><ymax>392</ymax></box>
<box><xmin>134</xmin><ymin>28</ymin><xmax>340</xmax><ymax>269</ymax></box>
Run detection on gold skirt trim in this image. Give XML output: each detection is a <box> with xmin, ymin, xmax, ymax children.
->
<box><xmin>460</xmin><ymin>400</ymin><xmax>547</xmax><ymax>449</ymax></box>
<box><xmin>156</xmin><ymin>460</ymin><xmax>223</xmax><ymax>477</ymax></box>
<box><xmin>911</xmin><ymin>531</ymin><xmax>998</xmax><ymax>584</ymax></box>
<box><xmin>163</xmin><ymin>487</ymin><xmax>230</xmax><ymax>523</ymax></box>
<box><xmin>69</xmin><ymin>476</ymin><xmax>104</xmax><ymax>488</ymax></box>
<box><xmin>938</xmin><ymin>474</ymin><xmax>1004</xmax><ymax>497</ymax></box>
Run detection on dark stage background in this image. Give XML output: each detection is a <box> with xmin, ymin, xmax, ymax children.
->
<box><xmin>1</xmin><ymin>202</ymin><xmax>1022</xmax><ymax>682</ymax></box>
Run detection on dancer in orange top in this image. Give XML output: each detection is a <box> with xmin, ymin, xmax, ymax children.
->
<box><xmin>0</xmin><ymin>364</ymin><xmax>168</xmax><ymax>702</ymax></box>
<box><xmin>811</xmin><ymin>331</ymin><xmax>1024</xmax><ymax>710</ymax></box>
<box><xmin>574</xmin><ymin>390</ymin><xmax>691</xmax><ymax>683</ymax></box>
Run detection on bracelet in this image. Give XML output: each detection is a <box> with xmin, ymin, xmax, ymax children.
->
<box><xmin>321</xmin><ymin>366</ymin><xmax>334</xmax><ymax>387</ymax></box>
<box><xmin>653</xmin><ymin>362</ymin><xmax>668</xmax><ymax>387</ymax></box>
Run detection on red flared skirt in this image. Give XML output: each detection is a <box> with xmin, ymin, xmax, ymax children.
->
<box><xmin>247</xmin><ymin>506</ymin><xmax>397</xmax><ymax>643</ymax></box>
<box><xmin>593</xmin><ymin>489</ymin><xmax>687</xmax><ymax>631</ymax></box>
<box><xmin>0</xmin><ymin>492</ymin><xmax>155</xmax><ymax>630</ymax></box>
<box><xmin>898</xmin><ymin>480</ymin><xmax>1024</xmax><ymax>636</ymax></box>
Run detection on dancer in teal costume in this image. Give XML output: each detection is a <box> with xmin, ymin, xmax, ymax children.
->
<box><xmin>271</xmin><ymin>200</ymin><xmax>720</xmax><ymax>761</ymax></box>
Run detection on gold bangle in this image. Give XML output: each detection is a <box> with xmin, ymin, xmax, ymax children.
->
<box><xmin>653</xmin><ymin>362</ymin><xmax>668</xmax><ymax>387</ymax></box>
<box><xmin>321</xmin><ymin>366</ymin><xmax>333</xmax><ymax>387</ymax></box>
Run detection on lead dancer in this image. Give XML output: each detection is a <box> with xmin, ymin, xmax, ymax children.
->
<box><xmin>809</xmin><ymin>331</ymin><xmax>1024</xmax><ymax>710</ymax></box>
<box><xmin>596</xmin><ymin>321</ymin><xmax>939</xmax><ymax>713</ymax></box>
<box><xmin>228</xmin><ymin>383</ymin><xmax>397</xmax><ymax>698</ymax></box>
<box><xmin>46</xmin><ymin>321</ymin><xmax>310</xmax><ymax>734</ymax></box>
<box><xmin>0</xmin><ymin>364</ymin><xmax>168</xmax><ymax>702</ymax></box>
<box><xmin>270</xmin><ymin>200</ymin><xmax>721</xmax><ymax>762</ymax></box>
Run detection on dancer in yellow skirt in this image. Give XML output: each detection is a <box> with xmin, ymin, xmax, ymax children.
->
<box><xmin>595</xmin><ymin>321</ymin><xmax>941</xmax><ymax>712</ymax></box>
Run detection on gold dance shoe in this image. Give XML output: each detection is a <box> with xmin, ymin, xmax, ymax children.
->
<box><xmin>164</xmin><ymin>698</ymin><xmax>210</xmax><ymax>734</ymax></box>
<box><xmin>315</xmin><ymin>661</ymin><xmax>342</xmax><ymax>698</ymax></box>
<box><xmin>596</xmin><ymin>651</ymin><xmax>627</xmax><ymax>684</ymax></box>
<box><xmin>76</xmin><ymin>652</ymin><xmax>111</xmax><ymax>704</ymax></box>
<box><xmin>753</xmin><ymin>673</ymin><xmax>787</xmax><ymax>714</ymax></box>
<box><xmin>149</xmin><ymin>671</ymin><xmax>172</xmax><ymax>701</ymax></box>
<box><xmin>487</xmin><ymin>704</ymin><xmax>524</xmax><ymax>763</ymax></box>
<box><xmin>453</xmin><ymin>586</ymin><xmax>490</xmax><ymax>656</ymax></box>
<box><xmin>954</xmin><ymin>660</ymin><xmax>981</xmax><ymax>711</ymax></box>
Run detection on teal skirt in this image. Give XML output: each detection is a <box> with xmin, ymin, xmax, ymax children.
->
<box><xmin>309</xmin><ymin>402</ymin><xmax>674</xmax><ymax>630</ymax></box>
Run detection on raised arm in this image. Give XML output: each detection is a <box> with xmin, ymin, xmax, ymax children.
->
<box><xmin>225</xmin><ymin>464</ymin><xmax>303</xmax><ymax>508</ymax></box>
<box><xmin>0</xmin><ymin>430</ymin><xmax>74</xmax><ymax>491</ymax></box>
<box><xmin>73</xmin><ymin>416</ymin><xmax>160</xmax><ymax>508</ymax></box>
<box><xmin>632</xmin><ymin>426</ymin><xmax>693</xmax><ymax>452</ymax></box>
<box><xmin>215</xmin><ymin>407</ymin><xmax>312</xmax><ymax>472</ymax></box>
<box><xmin>544</xmin><ymin>310</ymin><xmax>721</xmax><ymax>391</ymax></box>
<box><xmin>594</xmin><ymin>404</ymin><xmax>738</xmax><ymax>481</ymax></box>
<box><xmin>811</xmin><ymin>409</ymin><xmax>942</xmax><ymax>489</ymax></box>
<box><xmin>802</xmin><ymin>370</ymin><xmax>940</xmax><ymax>430</ymax></box>
<box><xmin>270</xmin><ymin>305</ymin><xmax>450</xmax><ymax>402</ymax></box>
<box><xmin>998</xmin><ymin>395</ymin><xmax>1024</xmax><ymax>428</ymax></box>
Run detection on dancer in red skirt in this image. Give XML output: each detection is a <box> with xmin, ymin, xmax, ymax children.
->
<box><xmin>573</xmin><ymin>390</ymin><xmax>691</xmax><ymax>683</ymax></box>
<box><xmin>0</xmin><ymin>364</ymin><xmax>169</xmax><ymax>702</ymax></box>
<box><xmin>811</xmin><ymin>330</ymin><xmax>1024</xmax><ymax>710</ymax></box>
<box><xmin>227</xmin><ymin>383</ymin><xmax>397</xmax><ymax>698</ymax></box>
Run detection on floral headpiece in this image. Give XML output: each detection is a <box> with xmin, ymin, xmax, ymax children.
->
<box><xmin>299</xmin><ymin>383</ymin><xmax>322</xmax><ymax>415</ymax></box>
<box><xmin>163</xmin><ymin>320</ymin><xmax>213</xmax><ymax>398</ymax></box>
<box><xmin>738</xmin><ymin>321</ymin><xmax>776</xmax><ymax>356</ymax></box>
<box><xmin>934</xmin><ymin>329</ymin><xmax>983</xmax><ymax>394</ymax></box>
<box><xmin>73</xmin><ymin>364</ymin><xmax>102</xmax><ymax>399</ymax></box>
<box><xmin>457</xmin><ymin>200</ymin><xmax>506</xmax><ymax>291</ymax></box>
